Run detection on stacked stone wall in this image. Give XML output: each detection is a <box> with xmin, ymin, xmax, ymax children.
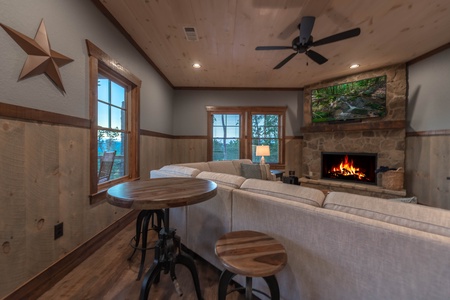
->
<box><xmin>302</xmin><ymin>64</ymin><xmax>407</xmax><ymax>183</ymax></box>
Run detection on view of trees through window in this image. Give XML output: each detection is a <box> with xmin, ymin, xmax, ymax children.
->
<box><xmin>212</xmin><ymin>114</ymin><xmax>240</xmax><ymax>160</ymax></box>
<box><xmin>251</xmin><ymin>114</ymin><xmax>279</xmax><ymax>163</ymax></box>
<box><xmin>208</xmin><ymin>107</ymin><xmax>284</xmax><ymax>165</ymax></box>
<box><xmin>97</xmin><ymin>75</ymin><xmax>128</xmax><ymax>181</ymax></box>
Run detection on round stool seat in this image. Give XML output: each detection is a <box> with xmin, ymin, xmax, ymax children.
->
<box><xmin>215</xmin><ymin>230</ymin><xmax>287</xmax><ymax>300</ymax></box>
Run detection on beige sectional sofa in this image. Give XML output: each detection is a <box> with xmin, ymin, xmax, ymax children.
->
<box><xmin>150</xmin><ymin>160</ymin><xmax>450</xmax><ymax>300</ymax></box>
<box><xmin>150</xmin><ymin>158</ymin><xmax>276</xmax><ymax>180</ymax></box>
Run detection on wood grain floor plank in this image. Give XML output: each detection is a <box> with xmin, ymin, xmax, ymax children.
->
<box><xmin>38</xmin><ymin>222</ymin><xmax>250</xmax><ymax>299</ymax></box>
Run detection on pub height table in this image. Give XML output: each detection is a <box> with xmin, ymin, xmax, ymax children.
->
<box><xmin>106</xmin><ymin>178</ymin><xmax>218</xmax><ymax>300</ymax></box>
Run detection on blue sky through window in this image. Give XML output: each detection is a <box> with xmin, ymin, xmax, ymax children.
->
<box><xmin>98</xmin><ymin>77</ymin><xmax>125</xmax><ymax>129</ymax></box>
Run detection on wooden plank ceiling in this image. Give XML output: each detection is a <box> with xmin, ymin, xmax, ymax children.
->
<box><xmin>94</xmin><ymin>0</ymin><xmax>450</xmax><ymax>89</ymax></box>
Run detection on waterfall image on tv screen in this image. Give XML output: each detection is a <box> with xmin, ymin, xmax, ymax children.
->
<box><xmin>311</xmin><ymin>75</ymin><xmax>387</xmax><ymax>123</ymax></box>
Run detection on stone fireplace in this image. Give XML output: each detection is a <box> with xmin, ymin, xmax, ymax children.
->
<box><xmin>300</xmin><ymin>64</ymin><xmax>407</xmax><ymax>198</ymax></box>
<box><xmin>321</xmin><ymin>152</ymin><xmax>377</xmax><ymax>185</ymax></box>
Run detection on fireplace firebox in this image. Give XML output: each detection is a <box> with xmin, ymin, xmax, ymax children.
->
<box><xmin>321</xmin><ymin>152</ymin><xmax>377</xmax><ymax>185</ymax></box>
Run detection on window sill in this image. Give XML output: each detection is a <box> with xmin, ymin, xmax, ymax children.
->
<box><xmin>89</xmin><ymin>176</ymin><xmax>140</xmax><ymax>205</ymax></box>
<box><xmin>89</xmin><ymin>189</ymin><xmax>108</xmax><ymax>205</ymax></box>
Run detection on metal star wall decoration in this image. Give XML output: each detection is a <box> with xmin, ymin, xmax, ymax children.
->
<box><xmin>1</xmin><ymin>19</ymin><xmax>73</xmax><ymax>94</ymax></box>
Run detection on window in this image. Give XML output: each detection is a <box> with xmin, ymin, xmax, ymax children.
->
<box><xmin>207</xmin><ymin>108</ymin><xmax>245</xmax><ymax>161</ymax></box>
<box><xmin>97</xmin><ymin>75</ymin><xmax>128</xmax><ymax>180</ymax></box>
<box><xmin>207</xmin><ymin>106</ymin><xmax>285</xmax><ymax>166</ymax></box>
<box><xmin>212</xmin><ymin>114</ymin><xmax>241</xmax><ymax>160</ymax></box>
<box><xmin>87</xmin><ymin>40</ymin><xmax>141</xmax><ymax>204</ymax></box>
<box><xmin>250</xmin><ymin>114</ymin><xmax>282</xmax><ymax>164</ymax></box>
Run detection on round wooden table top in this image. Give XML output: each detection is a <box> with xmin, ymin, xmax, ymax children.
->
<box><xmin>215</xmin><ymin>230</ymin><xmax>287</xmax><ymax>278</ymax></box>
<box><xmin>106</xmin><ymin>178</ymin><xmax>218</xmax><ymax>210</ymax></box>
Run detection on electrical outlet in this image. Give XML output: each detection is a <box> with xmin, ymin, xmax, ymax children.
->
<box><xmin>54</xmin><ymin>222</ymin><xmax>64</xmax><ymax>240</ymax></box>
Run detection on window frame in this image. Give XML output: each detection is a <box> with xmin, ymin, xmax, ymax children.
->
<box><xmin>247</xmin><ymin>109</ymin><xmax>285</xmax><ymax>164</ymax></box>
<box><xmin>206</xmin><ymin>106</ymin><xmax>286</xmax><ymax>167</ymax></box>
<box><xmin>207</xmin><ymin>107</ymin><xmax>245</xmax><ymax>161</ymax></box>
<box><xmin>86</xmin><ymin>40</ymin><xmax>141</xmax><ymax>204</ymax></box>
<box><xmin>97</xmin><ymin>71</ymin><xmax>129</xmax><ymax>181</ymax></box>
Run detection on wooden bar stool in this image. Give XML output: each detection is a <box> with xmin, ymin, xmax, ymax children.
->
<box><xmin>215</xmin><ymin>230</ymin><xmax>287</xmax><ymax>300</ymax></box>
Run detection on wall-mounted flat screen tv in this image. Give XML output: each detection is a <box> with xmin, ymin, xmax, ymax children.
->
<box><xmin>311</xmin><ymin>75</ymin><xmax>387</xmax><ymax>123</ymax></box>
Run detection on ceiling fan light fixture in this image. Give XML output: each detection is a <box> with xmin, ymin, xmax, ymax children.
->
<box><xmin>350</xmin><ymin>64</ymin><xmax>360</xmax><ymax>69</ymax></box>
<box><xmin>192</xmin><ymin>63</ymin><xmax>202</xmax><ymax>69</ymax></box>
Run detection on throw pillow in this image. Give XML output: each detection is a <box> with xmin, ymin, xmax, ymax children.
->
<box><xmin>241</xmin><ymin>163</ymin><xmax>263</xmax><ymax>179</ymax></box>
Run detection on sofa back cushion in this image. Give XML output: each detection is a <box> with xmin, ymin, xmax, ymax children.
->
<box><xmin>153</xmin><ymin>165</ymin><xmax>201</xmax><ymax>177</ymax></box>
<box><xmin>177</xmin><ymin>162</ymin><xmax>210</xmax><ymax>172</ymax></box>
<box><xmin>324</xmin><ymin>192</ymin><xmax>450</xmax><ymax>237</ymax></box>
<box><xmin>239</xmin><ymin>179</ymin><xmax>325</xmax><ymax>207</ymax></box>
<box><xmin>207</xmin><ymin>159</ymin><xmax>252</xmax><ymax>176</ymax></box>
<box><xmin>197</xmin><ymin>171</ymin><xmax>246</xmax><ymax>189</ymax></box>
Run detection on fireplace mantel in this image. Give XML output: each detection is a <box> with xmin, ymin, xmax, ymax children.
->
<box><xmin>301</xmin><ymin>120</ymin><xmax>405</xmax><ymax>133</ymax></box>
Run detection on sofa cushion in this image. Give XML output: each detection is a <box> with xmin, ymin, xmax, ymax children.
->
<box><xmin>197</xmin><ymin>171</ymin><xmax>246</xmax><ymax>189</ymax></box>
<box><xmin>323</xmin><ymin>192</ymin><xmax>450</xmax><ymax>237</ymax></box>
<box><xmin>241</xmin><ymin>163</ymin><xmax>266</xmax><ymax>179</ymax></box>
<box><xmin>239</xmin><ymin>179</ymin><xmax>325</xmax><ymax>207</ymax></box>
<box><xmin>232</xmin><ymin>159</ymin><xmax>253</xmax><ymax>173</ymax></box>
<box><xmin>152</xmin><ymin>165</ymin><xmax>201</xmax><ymax>177</ymax></box>
<box><xmin>207</xmin><ymin>160</ymin><xmax>240</xmax><ymax>175</ymax></box>
<box><xmin>177</xmin><ymin>162</ymin><xmax>210</xmax><ymax>172</ymax></box>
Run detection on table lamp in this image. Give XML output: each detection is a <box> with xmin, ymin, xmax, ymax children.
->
<box><xmin>256</xmin><ymin>145</ymin><xmax>270</xmax><ymax>164</ymax></box>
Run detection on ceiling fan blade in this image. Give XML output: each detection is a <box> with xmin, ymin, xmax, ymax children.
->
<box><xmin>274</xmin><ymin>52</ymin><xmax>297</xmax><ymax>69</ymax></box>
<box><xmin>255</xmin><ymin>46</ymin><xmax>292</xmax><ymax>50</ymax></box>
<box><xmin>306</xmin><ymin>50</ymin><xmax>328</xmax><ymax>65</ymax></box>
<box><xmin>299</xmin><ymin>16</ymin><xmax>315</xmax><ymax>45</ymax></box>
<box><xmin>312</xmin><ymin>28</ymin><xmax>361</xmax><ymax>47</ymax></box>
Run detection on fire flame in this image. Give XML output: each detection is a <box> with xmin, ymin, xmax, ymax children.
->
<box><xmin>330</xmin><ymin>155</ymin><xmax>366</xmax><ymax>180</ymax></box>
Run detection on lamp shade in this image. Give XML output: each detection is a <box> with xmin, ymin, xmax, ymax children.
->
<box><xmin>256</xmin><ymin>145</ymin><xmax>270</xmax><ymax>157</ymax></box>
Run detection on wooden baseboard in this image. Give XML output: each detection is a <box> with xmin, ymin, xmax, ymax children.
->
<box><xmin>3</xmin><ymin>210</ymin><xmax>139</xmax><ymax>300</ymax></box>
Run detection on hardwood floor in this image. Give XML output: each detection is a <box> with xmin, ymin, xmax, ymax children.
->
<box><xmin>38</xmin><ymin>221</ymin><xmax>250</xmax><ymax>299</ymax></box>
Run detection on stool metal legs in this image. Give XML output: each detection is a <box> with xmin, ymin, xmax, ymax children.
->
<box><xmin>218</xmin><ymin>269</ymin><xmax>280</xmax><ymax>300</ymax></box>
<box><xmin>128</xmin><ymin>209</ymin><xmax>164</xmax><ymax>280</ymax></box>
<box><xmin>139</xmin><ymin>208</ymin><xmax>203</xmax><ymax>300</ymax></box>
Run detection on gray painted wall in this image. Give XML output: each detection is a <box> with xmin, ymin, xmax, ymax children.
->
<box><xmin>2</xmin><ymin>0</ymin><xmax>448</xmax><ymax>136</ymax></box>
<box><xmin>407</xmin><ymin>47</ymin><xmax>450</xmax><ymax>132</ymax></box>
<box><xmin>172</xmin><ymin>90</ymin><xmax>303</xmax><ymax>136</ymax></box>
<box><xmin>0</xmin><ymin>0</ymin><xmax>174</xmax><ymax>134</ymax></box>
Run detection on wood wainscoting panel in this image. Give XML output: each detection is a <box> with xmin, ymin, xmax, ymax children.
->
<box><xmin>172</xmin><ymin>137</ymin><xmax>207</xmax><ymax>164</ymax></box>
<box><xmin>24</xmin><ymin>122</ymin><xmax>61</xmax><ymax>278</ymax></box>
<box><xmin>406</xmin><ymin>134</ymin><xmax>450</xmax><ymax>209</ymax></box>
<box><xmin>0</xmin><ymin>119</ymin><xmax>27</xmax><ymax>295</ymax></box>
<box><xmin>0</xmin><ymin>118</ymin><xmax>130</xmax><ymax>298</ymax></box>
<box><xmin>3</xmin><ymin>211</ymin><xmax>138</xmax><ymax>300</ymax></box>
<box><xmin>140</xmin><ymin>135</ymin><xmax>173</xmax><ymax>179</ymax></box>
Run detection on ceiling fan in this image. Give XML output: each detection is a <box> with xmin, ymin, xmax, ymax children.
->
<box><xmin>255</xmin><ymin>16</ymin><xmax>361</xmax><ymax>69</ymax></box>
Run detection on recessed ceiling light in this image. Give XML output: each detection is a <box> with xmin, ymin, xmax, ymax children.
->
<box><xmin>350</xmin><ymin>64</ymin><xmax>360</xmax><ymax>69</ymax></box>
<box><xmin>192</xmin><ymin>63</ymin><xmax>201</xmax><ymax>69</ymax></box>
